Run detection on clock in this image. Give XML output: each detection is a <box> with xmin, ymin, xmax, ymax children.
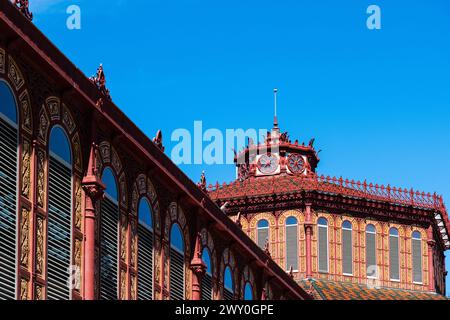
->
<box><xmin>287</xmin><ymin>154</ymin><xmax>305</xmax><ymax>174</ymax></box>
<box><xmin>258</xmin><ymin>154</ymin><xmax>279</xmax><ymax>174</ymax></box>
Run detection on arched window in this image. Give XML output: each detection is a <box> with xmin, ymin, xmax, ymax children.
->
<box><xmin>412</xmin><ymin>231</ymin><xmax>423</xmax><ymax>284</ymax></box>
<box><xmin>365</xmin><ymin>224</ymin><xmax>377</xmax><ymax>278</ymax></box>
<box><xmin>224</xmin><ymin>266</ymin><xmax>234</xmax><ymax>300</ymax></box>
<box><xmin>389</xmin><ymin>228</ymin><xmax>400</xmax><ymax>281</ymax></box>
<box><xmin>342</xmin><ymin>220</ymin><xmax>353</xmax><ymax>276</ymax></box>
<box><xmin>170</xmin><ymin>223</ymin><xmax>185</xmax><ymax>300</ymax></box>
<box><xmin>318</xmin><ymin>218</ymin><xmax>329</xmax><ymax>273</ymax></box>
<box><xmin>201</xmin><ymin>248</ymin><xmax>213</xmax><ymax>300</ymax></box>
<box><xmin>285</xmin><ymin>216</ymin><xmax>298</xmax><ymax>271</ymax></box>
<box><xmin>100</xmin><ymin>167</ymin><xmax>119</xmax><ymax>300</ymax></box>
<box><xmin>257</xmin><ymin>219</ymin><xmax>269</xmax><ymax>249</ymax></box>
<box><xmin>0</xmin><ymin>80</ymin><xmax>18</xmax><ymax>300</ymax></box>
<box><xmin>244</xmin><ymin>282</ymin><xmax>253</xmax><ymax>301</ymax></box>
<box><xmin>137</xmin><ymin>198</ymin><xmax>153</xmax><ymax>300</ymax></box>
<box><xmin>47</xmin><ymin>127</ymin><xmax>72</xmax><ymax>300</ymax></box>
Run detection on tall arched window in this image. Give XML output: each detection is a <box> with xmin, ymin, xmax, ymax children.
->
<box><xmin>389</xmin><ymin>228</ymin><xmax>400</xmax><ymax>281</ymax></box>
<box><xmin>137</xmin><ymin>198</ymin><xmax>153</xmax><ymax>300</ymax></box>
<box><xmin>285</xmin><ymin>217</ymin><xmax>298</xmax><ymax>271</ymax></box>
<box><xmin>224</xmin><ymin>266</ymin><xmax>234</xmax><ymax>300</ymax></box>
<box><xmin>244</xmin><ymin>282</ymin><xmax>253</xmax><ymax>300</ymax></box>
<box><xmin>342</xmin><ymin>220</ymin><xmax>353</xmax><ymax>276</ymax></box>
<box><xmin>170</xmin><ymin>223</ymin><xmax>185</xmax><ymax>300</ymax></box>
<box><xmin>0</xmin><ymin>80</ymin><xmax>18</xmax><ymax>300</ymax></box>
<box><xmin>257</xmin><ymin>219</ymin><xmax>269</xmax><ymax>249</ymax></box>
<box><xmin>318</xmin><ymin>218</ymin><xmax>329</xmax><ymax>273</ymax></box>
<box><xmin>100</xmin><ymin>167</ymin><xmax>119</xmax><ymax>300</ymax></box>
<box><xmin>201</xmin><ymin>248</ymin><xmax>213</xmax><ymax>300</ymax></box>
<box><xmin>47</xmin><ymin>127</ymin><xmax>72</xmax><ymax>300</ymax></box>
<box><xmin>365</xmin><ymin>224</ymin><xmax>377</xmax><ymax>278</ymax></box>
<box><xmin>412</xmin><ymin>231</ymin><xmax>423</xmax><ymax>284</ymax></box>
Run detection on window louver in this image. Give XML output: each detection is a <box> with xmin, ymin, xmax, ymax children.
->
<box><xmin>318</xmin><ymin>225</ymin><xmax>328</xmax><ymax>273</ymax></box>
<box><xmin>257</xmin><ymin>228</ymin><xmax>269</xmax><ymax>249</ymax></box>
<box><xmin>0</xmin><ymin>116</ymin><xmax>17</xmax><ymax>300</ymax></box>
<box><xmin>100</xmin><ymin>197</ymin><xmax>118</xmax><ymax>300</ymax></box>
<box><xmin>286</xmin><ymin>224</ymin><xmax>298</xmax><ymax>271</ymax></box>
<box><xmin>366</xmin><ymin>232</ymin><xmax>377</xmax><ymax>277</ymax></box>
<box><xmin>224</xmin><ymin>287</ymin><xmax>233</xmax><ymax>300</ymax></box>
<box><xmin>170</xmin><ymin>247</ymin><xmax>184</xmax><ymax>300</ymax></box>
<box><xmin>201</xmin><ymin>272</ymin><xmax>213</xmax><ymax>300</ymax></box>
<box><xmin>137</xmin><ymin>223</ymin><xmax>153</xmax><ymax>300</ymax></box>
<box><xmin>389</xmin><ymin>235</ymin><xmax>400</xmax><ymax>281</ymax></box>
<box><xmin>47</xmin><ymin>155</ymin><xmax>72</xmax><ymax>300</ymax></box>
<box><xmin>342</xmin><ymin>228</ymin><xmax>353</xmax><ymax>275</ymax></box>
<box><xmin>412</xmin><ymin>238</ymin><xmax>422</xmax><ymax>283</ymax></box>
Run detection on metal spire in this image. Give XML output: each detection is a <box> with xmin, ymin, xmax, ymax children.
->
<box><xmin>273</xmin><ymin>88</ymin><xmax>278</xmax><ymax>129</ymax></box>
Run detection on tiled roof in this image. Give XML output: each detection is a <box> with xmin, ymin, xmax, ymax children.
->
<box><xmin>299</xmin><ymin>279</ymin><xmax>448</xmax><ymax>300</ymax></box>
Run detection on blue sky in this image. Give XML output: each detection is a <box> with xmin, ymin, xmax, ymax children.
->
<box><xmin>30</xmin><ymin>0</ymin><xmax>450</xmax><ymax>294</ymax></box>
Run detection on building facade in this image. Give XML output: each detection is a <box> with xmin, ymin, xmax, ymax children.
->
<box><xmin>209</xmin><ymin>118</ymin><xmax>450</xmax><ymax>300</ymax></box>
<box><xmin>0</xmin><ymin>0</ymin><xmax>310</xmax><ymax>301</ymax></box>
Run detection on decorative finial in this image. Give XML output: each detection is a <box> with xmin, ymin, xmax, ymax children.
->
<box><xmin>288</xmin><ymin>265</ymin><xmax>294</xmax><ymax>278</ymax></box>
<box><xmin>235</xmin><ymin>212</ymin><xmax>242</xmax><ymax>229</ymax></box>
<box><xmin>264</xmin><ymin>238</ymin><xmax>271</xmax><ymax>257</ymax></box>
<box><xmin>153</xmin><ymin>130</ymin><xmax>164</xmax><ymax>152</ymax></box>
<box><xmin>198</xmin><ymin>171</ymin><xmax>207</xmax><ymax>191</ymax></box>
<box><xmin>273</xmin><ymin>88</ymin><xmax>278</xmax><ymax>129</ymax></box>
<box><xmin>14</xmin><ymin>0</ymin><xmax>33</xmax><ymax>21</ymax></box>
<box><xmin>90</xmin><ymin>64</ymin><xmax>111</xmax><ymax>100</ymax></box>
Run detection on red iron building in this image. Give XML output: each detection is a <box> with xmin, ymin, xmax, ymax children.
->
<box><xmin>0</xmin><ymin>0</ymin><xmax>448</xmax><ymax>301</ymax></box>
<box><xmin>209</xmin><ymin>116</ymin><xmax>449</xmax><ymax>299</ymax></box>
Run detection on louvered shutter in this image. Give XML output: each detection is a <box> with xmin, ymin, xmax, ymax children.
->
<box><xmin>201</xmin><ymin>272</ymin><xmax>213</xmax><ymax>300</ymax></box>
<box><xmin>318</xmin><ymin>226</ymin><xmax>328</xmax><ymax>272</ymax></box>
<box><xmin>412</xmin><ymin>239</ymin><xmax>422</xmax><ymax>283</ymax></box>
<box><xmin>100</xmin><ymin>197</ymin><xmax>119</xmax><ymax>300</ymax></box>
<box><xmin>138</xmin><ymin>223</ymin><xmax>153</xmax><ymax>300</ymax></box>
<box><xmin>342</xmin><ymin>228</ymin><xmax>353</xmax><ymax>275</ymax></box>
<box><xmin>170</xmin><ymin>247</ymin><xmax>184</xmax><ymax>300</ymax></box>
<box><xmin>257</xmin><ymin>228</ymin><xmax>269</xmax><ymax>249</ymax></box>
<box><xmin>0</xmin><ymin>116</ymin><xmax>17</xmax><ymax>300</ymax></box>
<box><xmin>224</xmin><ymin>287</ymin><xmax>234</xmax><ymax>300</ymax></box>
<box><xmin>389</xmin><ymin>235</ymin><xmax>400</xmax><ymax>280</ymax></box>
<box><xmin>47</xmin><ymin>154</ymin><xmax>72</xmax><ymax>300</ymax></box>
<box><xmin>285</xmin><ymin>224</ymin><xmax>298</xmax><ymax>271</ymax></box>
<box><xmin>366</xmin><ymin>232</ymin><xmax>377</xmax><ymax>277</ymax></box>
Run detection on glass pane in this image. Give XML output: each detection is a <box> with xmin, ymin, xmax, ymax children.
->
<box><xmin>257</xmin><ymin>219</ymin><xmax>269</xmax><ymax>228</ymax></box>
<box><xmin>202</xmin><ymin>248</ymin><xmax>212</xmax><ymax>275</ymax></box>
<box><xmin>244</xmin><ymin>282</ymin><xmax>253</xmax><ymax>300</ymax></box>
<box><xmin>286</xmin><ymin>216</ymin><xmax>297</xmax><ymax>226</ymax></box>
<box><xmin>50</xmin><ymin>126</ymin><xmax>71</xmax><ymax>165</ymax></box>
<box><xmin>318</xmin><ymin>217</ymin><xmax>328</xmax><ymax>226</ymax></box>
<box><xmin>102</xmin><ymin>167</ymin><xmax>118</xmax><ymax>200</ymax></box>
<box><xmin>170</xmin><ymin>223</ymin><xmax>184</xmax><ymax>251</ymax></box>
<box><xmin>138</xmin><ymin>198</ymin><xmax>153</xmax><ymax>229</ymax></box>
<box><xmin>0</xmin><ymin>81</ymin><xmax>17</xmax><ymax>123</ymax></box>
<box><xmin>224</xmin><ymin>267</ymin><xmax>233</xmax><ymax>292</ymax></box>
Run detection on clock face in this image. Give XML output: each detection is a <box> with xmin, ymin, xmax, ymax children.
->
<box><xmin>258</xmin><ymin>154</ymin><xmax>279</xmax><ymax>174</ymax></box>
<box><xmin>287</xmin><ymin>154</ymin><xmax>305</xmax><ymax>174</ymax></box>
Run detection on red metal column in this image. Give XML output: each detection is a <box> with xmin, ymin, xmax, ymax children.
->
<box><xmin>304</xmin><ymin>203</ymin><xmax>313</xmax><ymax>279</ymax></box>
<box><xmin>82</xmin><ymin>143</ymin><xmax>104</xmax><ymax>300</ymax></box>
<box><xmin>190</xmin><ymin>232</ymin><xmax>206</xmax><ymax>300</ymax></box>
<box><xmin>427</xmin><ymin>227</ymin><xmax>435</xmax><ymax>292</ymax></box>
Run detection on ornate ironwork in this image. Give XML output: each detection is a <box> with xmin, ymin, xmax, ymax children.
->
<box><xmin>14</xmin><ymin>0</ymin><xmax>33</xmax><ymax>21</ymax></box>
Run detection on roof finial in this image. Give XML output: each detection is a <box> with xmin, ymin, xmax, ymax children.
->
<box><xmin>273</xmin><ymin>88</ymin><xmax>278</xmax><ymax>129</ymax></box>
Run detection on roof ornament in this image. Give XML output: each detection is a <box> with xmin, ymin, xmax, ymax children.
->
<box><xmin>264</xmin><ymin>238</ymin><xmax>271</xmax><ymax>257</ymax></box>
<box><xmin>288</xmin><ymin>266</ymin><xmax>294</xmax><ymax>279</ymax></box>
<box><xmin>198</xmin><ymin>171</ymin><xmax>207</xmax><ymax>192</ymax></box>
<box><xmin>235</xmin><ymin>212</ymin><xmax>242</xmax><ymax>229</ymax></box>
<box><xmin>90</xmin><ymin>64</ymin><xmax>111</xmax><ymax>100</ymax></box>
<box><xmin>13</xmin><ymin>0</ymin><xmax>33</xmax><ymax>21</ymax></box>
<box><xmin>308</xmin><ymin>138</ymin><xmax>315</xmax><ymax>148</ymax></box>
<box><xmin>273</xmin><ymin>88</ymin><xmax>279</xmax><ymax>129</ymax></box>
<box><xmin>153</xmin><ymin>130</ymin><xmax>164</xmax><ymax>152</ymax></box>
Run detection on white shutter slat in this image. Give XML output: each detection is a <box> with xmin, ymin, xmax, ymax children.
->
<box><xmin>138</xmin><ymin>224</ymin><xmax>153</xmax><ymax>300</ymax></box>
<box><xmin>0</xmin><ymin>117</ymin><xmax>17</xmax><ymax>300</ymax></box>
<box><xmin>342</xmin><ymin>229</ymin><xmax>353</xmax><ymax>275</ymax></box>
<box><xmin>318</xmin><ymin>225</ymin><xmax>328</xmax><ymax>273</ymax></box>
<box><xmin>286</xmin><ymin>225</ymin><xmax>298</xmax><ymax>271</ymax></box>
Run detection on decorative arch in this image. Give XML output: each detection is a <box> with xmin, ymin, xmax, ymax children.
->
<box><xmin>278</xmin><ymin>210</ymin><xmax>304</xmax><ymax>274</ymax></box>
<box><xmin>163</xmin><ymin>202</ymin><xmax>191</xmax><ymax>300</ymax></box>
<box><xmin>219</xmin><ymin>247</ymin><xmax>237</xmax><ymax>300</ymax></box>
<box><xmin>249</xmin><ymin>213</ymin><xmax>276</xmax><ymax>256</ymax></box>
<box><xmin>0</xmin><ymin>51</ymin><xmax>35</xmax><ymax>300</ymax></box>
<box><xmin>131</xmin><ymin>174</ymin><xmax>161</xmax><ymax>300</ymax></box>
<box><xmin>200</xmin><ymin>228</ymin><xmax>217</xmax><ymax>299</ymax></box>
<box><xmin>240</xmin><ymin>265</ymin><xmax>255</xmax><ymax>300</ymax></box>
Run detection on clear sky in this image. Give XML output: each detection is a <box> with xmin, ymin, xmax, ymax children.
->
<box><xmin>30</xmin><ymin>0</ymin><xmax>450</xmax><ymax>295</ymax></box>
